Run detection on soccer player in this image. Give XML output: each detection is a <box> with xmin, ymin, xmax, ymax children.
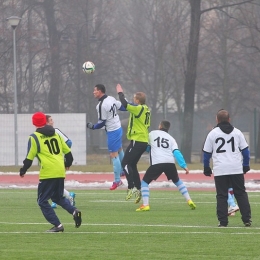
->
<box><xmin>203</xmin><ymin>109</ymin><xmax>251</xmax><ymax>227</ymax></box>
<box><xmin>87</xmin><ymin>84</ymin><xmax>124</xmax><ymax>190</ymax></box>
<box><xmin>46</xmin><ymin>115</ymin><xmax>76</xmax><ymax>208</ymax></box>
<box><xmin>116</xmin><ymin>83</ymin><xmax>151</xmax><ymax>204</ymax></box>
<box><xmin>136</xmin><ymin>120</ymin><xmax>196</xmax><ymax>211</ymax></box>
<box><xmin>20</xmin><ymin>112</ymin><xmax>81</xmax><ymax>232</ymax></box>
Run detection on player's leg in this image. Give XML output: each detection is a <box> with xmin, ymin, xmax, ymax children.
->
<box><xmin>107</xmin><ymin>129</ymin><xmax>123</xmax><ymax>190</ymax></box>
<box><xmin>118</xmin><ymin>148</ymin><xmax>125</xmax><ymax>176</ymax></box>
<box><xmin>38</xmin><ymin>179</ymin><xmax>64</xmax><ymax>232</ymax></box>
<box><xmin>175</xmin><ymin>179</ymin><xmax>196</xmax><ymax>209</ymax></box>
<box><xmin>136</xmin><ymin>166</ymin><xmax>158</xmax><ymax>211</ymax></box>
<box><xmin>165</xmin><ymin>164</ymin><xmax>196</xmax><ymax>210</ymax></box>
<box><xmin>136</xmin><ymin>164</ymin><xmax>164</xmax><ymax>211</ymax></box>
<box><xmin>136</xmin><ymin>180</ymin><xmax>150</xmax><ymax>211</ymax></box>
<box><xmin>63</xmin><ymin>188</ymin><xmax>70</xmax><ymax>198</ymax></box>
<box><xmin>63</xmin><ymin>188</ymin><xmax>76</xmax><ymax>206</ymax></box>
<box><xmin>52</xmin><ymin>189</ymin><xmax>76</xmax><ymax>207</ymax></box>
<box><xmin>111</xmin><ymin>154</ymin><xmax>121</xmax><ymax>182</ymax></box>
<box><xmin>123</xmin><ymin>141</ymin><xmax>147</xmax><ymax>203</ymax></box>
<box><xmin>110</xmin><ymin>152</ymin><xmax>123</xmax><ymax>190</ymax></box>
<box><xmin>129</xmin><ymin>141</ymin><xmax>147</xmax><ymax>190</ymax></box>
<box><xmin>122</xmin><ymin>141</ymin><xmax>135</xmax><ymax>192</ymax></box>
<box><xmin>53</xmin><ymin>179</ymin><xmax>82</xmax><ymax>228</ymax></box>
<box><xmin>132</xmin><ymin>164</ymin><xmax>142</xmax><ymax>203</ymax></box>
<box><xmin>227</xmin><ymin>188</ymin><xmax>239</xmax><ymax>216</ymax></box>
<box><xmin>214</xmin><ymin>175</ymin><xmax>229</xmax><ymax>227</ymax></box>
<box><xmin>51</xmin><ymin>201</ymin><xmax>57</xmax><ymax>208</ymax></box>
<box><xmin>231</xmin><ymin>174</ymin><xmax>251</xmax><ymax>226</ymax></box>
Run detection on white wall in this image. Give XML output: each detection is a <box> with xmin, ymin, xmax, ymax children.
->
<box><xmin>0</xmin><ymin>113</ymin><xmax>86</xmax><ymax>166</ymax></box>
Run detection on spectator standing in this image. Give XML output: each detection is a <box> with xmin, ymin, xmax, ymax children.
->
<box><xmin>203</xmin><ymin>109</ymin><xmax>251</xmax><ymax>227</ymax></box>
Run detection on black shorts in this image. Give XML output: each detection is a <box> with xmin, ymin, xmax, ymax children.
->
<box><xmin>143</xmin><ymin>163</ymin><xmax>179</xmax><ymax>184</ymax></box>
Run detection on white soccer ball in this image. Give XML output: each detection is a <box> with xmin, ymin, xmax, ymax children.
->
<box><xmin>82</xmin><ymin>61</ymin><xmax>95</xmax><ymax>74</ymax></box>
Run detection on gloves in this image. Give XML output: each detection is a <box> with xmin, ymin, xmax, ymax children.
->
<box><xmin>203</xmin><ymin>166</ymin><xmax>212</xmax><ymax>177</ymax></box>
<box><xmin>243</xmin><ymin>166</ymin><xmax>250</xmax><ymax>174</ymax></box>
<box><xmin>19</xmin><ymin>168</ymin><xmax>26</xmax><ymax>177</ymax></box>
<box><xmin>87</xmin><ymin>122</ymin><xmax>94</xmax><ymax>129</ymax></box>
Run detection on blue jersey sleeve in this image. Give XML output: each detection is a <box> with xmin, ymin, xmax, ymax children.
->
<box><xmin>203</xmin><ymin>151</ymin><xmax>212</xmax><ymax>167</ymax></box>
<box><xmin>173</xmin><ymin>149</ymin><xmax>187</xmax><ymax>169</ymax></box>
<box><xmin>241</xmin><ymin>147</ymin><xmax>250</xmax><ymax>166</ymax></box>
<box><xmin>93</xmin><ymin>120</ymin><xmax>106</xmax><ymax>129</ymax></box>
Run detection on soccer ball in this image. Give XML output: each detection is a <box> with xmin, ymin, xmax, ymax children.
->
<box><xmin>82</xmin><ymin>61</ymin><xmax>95</xmax><ymax>74</ymax></box>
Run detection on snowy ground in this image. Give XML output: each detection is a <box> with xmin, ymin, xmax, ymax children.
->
<box><xmin>0</xmin><ymin>170</ymin><xmax>260</xmax><ymax>191</ymax></box>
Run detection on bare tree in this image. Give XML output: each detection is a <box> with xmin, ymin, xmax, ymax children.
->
<box><xmin>116</xmin><ymin>1</ymin><xmax>190</xmax><ymax>130</ymax></box>
<box><xmin>181</xmin><ymin>0</ymin><xmax>255</xmax><ymax>162</ymax></box>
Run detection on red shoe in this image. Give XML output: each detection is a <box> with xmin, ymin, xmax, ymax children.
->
<box><xmin>110</xmin><ymin>180</ymin><xmax>123</xmax><ymax>190</ymax></box>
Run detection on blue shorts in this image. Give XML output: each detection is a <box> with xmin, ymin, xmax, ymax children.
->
<box><xmin>107</xmin><ymin>127</ymin><xmax>123</xmax><ymax>152</ymax></box>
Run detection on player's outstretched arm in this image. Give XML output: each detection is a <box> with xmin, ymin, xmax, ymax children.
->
<box><xmin>87</xmin><ymin>120</ymin><xmax>106</xmax><ymax>130</ymax></box>
<box><xmin>116</xmin><ymin>84</ymin><xmax>128</xmax><ymax>108</ymax></box>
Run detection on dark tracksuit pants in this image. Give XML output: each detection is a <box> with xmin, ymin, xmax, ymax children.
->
<box><xmin>122</xmin><ymin>140</ymin><xmax>147</xmax><ymax>190</ymax></box>
<box><xmin>214</xmin><ymin>174</ymin><xmax>251</xmax><ymax>226</ymax></box>
<box><xmin>37</xmin><ymin>178</ymin><xmax>75</xmax><ymax>226</ymax></box>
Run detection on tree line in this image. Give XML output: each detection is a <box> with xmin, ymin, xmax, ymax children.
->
<box><xmin>1</xmin><ymin>0</ymin><xmax>260</xmax><ymax>161</ymax></box>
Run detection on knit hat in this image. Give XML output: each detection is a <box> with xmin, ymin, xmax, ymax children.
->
<box><xmin>32</xmin><ymin>112</ymin><xmax>46</xmax><ymax>128</ymax></box>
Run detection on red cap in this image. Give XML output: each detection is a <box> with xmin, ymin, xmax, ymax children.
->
<box><xmin>32</xmin><ymin>112</ymin><xmax>46</xmax><ymax>128</ymax></box>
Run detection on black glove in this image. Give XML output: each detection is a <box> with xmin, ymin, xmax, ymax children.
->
<box><xmin>87</xmin><ymin>122</ymin><xmax>94</xmax><ymax>129</ymax></box>
<box><xmin>203</xmin><ymin>166</ymin><xmax>212</xmax><ymax>177</ymax></box>
<box><xmin>19</xmin><ymin>168</ymin><xmax>26</xmax><ymax>177</ymax></box>
<box><xmin>243</xmin><ymin>166</ymin><xmax>250</xmax><ymax>174</ymax></box>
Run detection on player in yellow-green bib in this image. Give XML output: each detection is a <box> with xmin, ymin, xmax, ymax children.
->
<box><xmin>116</xmin><ymin>84</ymin><xmax>151</xmax><ymax>204</ymax></box>
<box><xmin>19</xmin><ymin>112</ymin><xmax>82</xmax><ymax>232</ymax></box>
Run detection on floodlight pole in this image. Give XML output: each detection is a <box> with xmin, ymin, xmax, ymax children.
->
<box><xmin>7</xmin><ymin>16</ymin><xmax>21</xmax><ymax>166</ymax></box>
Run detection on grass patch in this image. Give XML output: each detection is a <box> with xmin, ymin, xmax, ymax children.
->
<box><xmin>0</xmin><ymin>189</ymin><xmax>259</xmax><ymax>259</ymax></box>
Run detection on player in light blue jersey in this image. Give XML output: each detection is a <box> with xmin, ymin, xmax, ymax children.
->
<box><xmin>87</xmin><ymin>84</ymin><xmax>125</xmax><ymax>190</ymax></box>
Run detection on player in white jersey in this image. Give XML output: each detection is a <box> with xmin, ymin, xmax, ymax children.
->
<box><xmin>87</xmin><ymin>84</ymin><xmax>125</xmax><ymax>190</ymax></box>
<box><xmin>136</xmin><ymin>120</ymin><xmax>196</xmax><ymax>211</ymax></box>
<box><xmin>203</xmin><ymin>109</ymin><xmax>251</xmax><ymax>227</ymax></box>
<box><xmin>46</xmin><ymin>115</ymin><xmax>76</xmax><ymax>208</ymax></box>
